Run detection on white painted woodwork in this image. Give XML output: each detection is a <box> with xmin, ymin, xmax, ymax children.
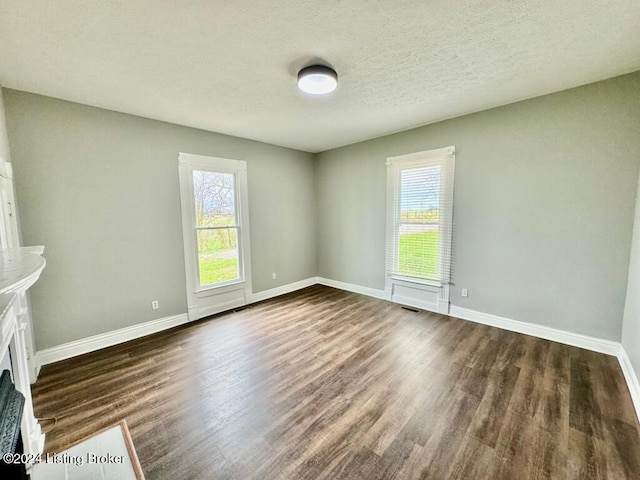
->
<box><xmin>0</xmin><ymin>291</ymin><xmax>45</xmax><ymax>465</ymax></box>
<box><xmin>178</xmin><ymin>153</ymin><xmax>253</xmax><ymax>321</ymax></box>
<box><xmin>0</xmin><ymin>154</ymin><xmax>47</xmax><ymax>463</ymax></box>
<box><xmin>384</xmin><ymin>147</ymin><xmax>455</xmax><ymax>315</ymax></box>
<box><xmin>0</xmin><ymin>156</ymin><xmax>42</xmax><ymax>381</ymax></box>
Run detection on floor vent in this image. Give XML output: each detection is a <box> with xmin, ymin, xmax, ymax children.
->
<box><xmin>233</xmin><ymin>305</ymin><xmax>251</xmax><ymax>313</ymax></box>
<box><xmin>401</xmin><ymin>306</ymin><xmax>420</xmax><ymax>313</ymax></box>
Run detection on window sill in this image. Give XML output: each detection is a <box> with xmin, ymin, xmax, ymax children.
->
<box><xmin>196</xmin><ymin>279</ymin><xmax>245</xmax><ymax>295</ymax></box>
<box><xmin>389</xmin><ymin>275</ymin><xmax>442</xmax><ymax>288</ymax></box>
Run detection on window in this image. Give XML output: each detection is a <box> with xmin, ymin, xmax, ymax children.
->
<box><xmin>192</xmin><ymin>170</ymin><xmax>240</xmax><ymax>287</ymax></box>
<box><xmin>178</xmin><ymin>153</ymin><xmax>252</xmax><ymax>320</ymax></box>
<box><xmin>385</xmin><ymin>146</ymin><xmax>454</xmax><ymax>312</ymax></box>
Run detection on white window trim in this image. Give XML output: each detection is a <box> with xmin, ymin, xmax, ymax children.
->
<box><xmin>384</xmin><ymin>146</ymin><xmax>455</xmax><ymax>314</ymax></box>
<box><xmin>178</xmin><ymin>153</ymin><xmax>252</xmax><ymax>320</ymax></box>
<box><xmin>386</xmin><ymin>145</ymin><xmax>455</xmax><ymax>165</ymax></box>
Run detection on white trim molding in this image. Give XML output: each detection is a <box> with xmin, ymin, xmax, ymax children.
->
<box><xmin>618</xmin><ymin>347</ymin><xmax>640</xmax><ymax>423</ymax></box>
<box><xmin>448</xmin><ymin>305</ymin><xmax>621</xmax><ymax>356</ymax></box>
<box><xmin>37</xmin><ymin>313</ymin><xmax>190</xmax><ymax>366</ymax></box>
<box><xmin>384</xmin><ymin>146</ymin><xmax>455</xmax><ymax>312</ymax></box>
<box><xmin>32</xmin><ymin>275</ymin><xmax>640</xmax><ymax>425</ymax></box>
<box><xmin>316</xmin><ymin>277</ymin><xmax>385</xmax><ymax>300</ymax></box>
<box><xmin>448</xmin><ymin>304</ymin><xmax>639</xmax><ymax>423</ymax></box>
<box><xmin>386</xmin><ymin>145</ymin><xmax>455</xmax><ymax>165</ymax></box>
<box><xmin>247</xmin><ymin>277</ymin><xmax>318</xmax><ymax>303</ymax></box>
<box><xmin>178</xmin><ymin>153</ymin><xmax>253</xmax><ymax>323</ymax></box>
<box><xmin>36</xmin><ymin>277</ymin><xmax>320</xmax><ymax>366</ymax></box>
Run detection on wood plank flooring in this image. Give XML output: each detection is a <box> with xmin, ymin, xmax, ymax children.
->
<box><xmin>31</xmin><ymin>285</ymin><xmax>640</xmax><ymax>479</ymax></box>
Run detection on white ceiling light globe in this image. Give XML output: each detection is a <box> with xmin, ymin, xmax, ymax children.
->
<box><xmin>297</xmin><ymin>65</ymin><xmax>338</xmax><ymax>95</ymax></box>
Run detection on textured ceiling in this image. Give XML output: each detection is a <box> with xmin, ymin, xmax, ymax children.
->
<box><xmin>1</xmin><ymin>1</ymin><xmax>639</xmax><ymax>153</ymax></box>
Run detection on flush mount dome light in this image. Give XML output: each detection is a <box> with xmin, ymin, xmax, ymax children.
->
<box><xmin>297</xmin><ymin>65</ymin><xmax>338</xmax><ymax>95</ymax></box>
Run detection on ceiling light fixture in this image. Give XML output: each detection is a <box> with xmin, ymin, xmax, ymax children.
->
<box><xmin>297</xmin><ymin>65</ymin><xmax>338</xmax><ymax>95</ymax></box>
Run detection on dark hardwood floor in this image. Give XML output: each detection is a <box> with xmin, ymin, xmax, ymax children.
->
<box><xmin>31</xmin><ymin>285</ymin><xmax>640</xmax><ymax>479</ymax></box>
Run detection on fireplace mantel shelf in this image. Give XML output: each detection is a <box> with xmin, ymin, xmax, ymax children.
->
<box><xmin>0</xmin><ymin>247</ymin><xmax>46</xmax><ymax>296</ymax></box>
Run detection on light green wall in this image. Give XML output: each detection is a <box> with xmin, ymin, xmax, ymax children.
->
<box><xmin>315</xmin><ymin>72</ymin><xmax>640</xmax><ymax>341</ymax></box>
<box><xmin>4</xmin><ymin>90</ymin><xmax>316</xmax><ymax>350</ymax></box>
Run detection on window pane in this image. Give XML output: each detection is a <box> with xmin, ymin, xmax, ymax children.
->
<box><xmin>398</xmin><ymin>230</ymin><xmax>438</xmax><ymax>277</ymax></box>
<box><xmin>398</xmin><ymin>165</ymin><xmax>440</xmax><ymax>278</ymax></box>
<box><xmin>197</xmin><ymin>228</ymin><xmax>239</xmax><ymax>286</ymax></box>
<box><xmin>192</xmin><ymin>170</ymin><xmax>236</xmax><ymax>227</ymax></box>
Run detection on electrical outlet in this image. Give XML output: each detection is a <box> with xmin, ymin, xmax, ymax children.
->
<box><xmin>461</xmin><ymin>289</ymin><xmax>468</xmax><ymax>298</ymax></box>
<box><xmin>151</xmin><ymin>300</ymin><xmax>159</xmax><ymax>310</ymax></box>
<box><xmin>272</xmin><ymin>272</ymin><xmax>277</xmax><ymax>280</ymax></box>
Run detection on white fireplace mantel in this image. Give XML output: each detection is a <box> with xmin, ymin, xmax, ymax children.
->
<box><xmin>0</xmin><ymin>246</ymin><xmax>46</xmax><ymax>294</ymax></box>
<box><xmin>0</xmin><ymin>246</ymin><xmax>46</xmax><ymax>460</ymax></box>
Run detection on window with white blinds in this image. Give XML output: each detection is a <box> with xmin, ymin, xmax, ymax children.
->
<box><xmin>385</xmin><ymin>146</ymin><xmax>455</xmax><ymax>284</ymax></box>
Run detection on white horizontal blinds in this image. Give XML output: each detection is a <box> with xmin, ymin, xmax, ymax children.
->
<box><xmin>386</xmin><ymin>147</ymin><xmax>455</xmax><ymax>283</ymax></box>
<box><xmin>192</xmin><ymin>170</ymin><xmax>240</xmax><ymax>287</ymax></box>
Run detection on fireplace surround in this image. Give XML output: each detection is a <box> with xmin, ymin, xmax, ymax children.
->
<box><xmin>0</xmin><ymin>369</ymin><xmax>27</xmax><ymax>479</ymax></box>
<box><xmin>0</xmin><ymin>249</ymin><xmax>47</xmax><ymax>473</ymax></box>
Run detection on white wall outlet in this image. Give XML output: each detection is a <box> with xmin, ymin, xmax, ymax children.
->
<box><xmin>272</xmin><ymin>272</ymin><xmax>277</xmax><ymax>280</ymax></box>
<box><xmin>151</xmin><ymin>300</ymin><xmax>159</xmax><ymax>310</ymax></box>
<box><xmin>461</xmin><ymin>288</ymin><xmax>468</xmax><ymax>298</ymax></box>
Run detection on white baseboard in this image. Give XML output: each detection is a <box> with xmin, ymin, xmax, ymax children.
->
<box><xmin>36</xmin><ymin>313</ymin><xmax>190</xmax><ymax>366</ymax></box>
<box><xmin>314</xmin><ymin>278</ymin><xmax>615</xmax><ymax>354</ymax></box>
<box><xmin>247</xmin><ymin>277</ymin><xmax>318</xmax><ymax>303</ymax></box>
<box><xmin>447</xmin><ymin>305</ymin><xmax>640</xmax><ymax>423</ymax></box>
<box><xmin>188</xmin><ymin>298</ymin><xmax>246</xmax><ymax>322</ymax></box>
<box><xmin>448</xmin><ymin>305</ymin><xmax>621</xmax><ymax>356</ymax></box>
<box><xmin>316</xmin><ymin>277</ymin><xmax>385</xmax><ymax>300</ymax></box>
<box><xmin>36</xmin><ymin>277</ymin><xmax>319</xmax><ymax>366</ymax></box>
<box><xmin>32</xmin><ymin>275</ymin><xmax>640</xmax><ymax>425</ymax></box>
<box><xmin>618</xmin><ymin>346</ymin><xmax>640</xmax><ymax>422</ymax></box>
<box><xmin>316</xmin><ymin>277</ymin><xmax>640</xmax><ymax>423</ymax></box>
<box><xmin>391</xmin><ymin>294</ymin><xmax>437</xmax><ymax>312</ymax></box>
